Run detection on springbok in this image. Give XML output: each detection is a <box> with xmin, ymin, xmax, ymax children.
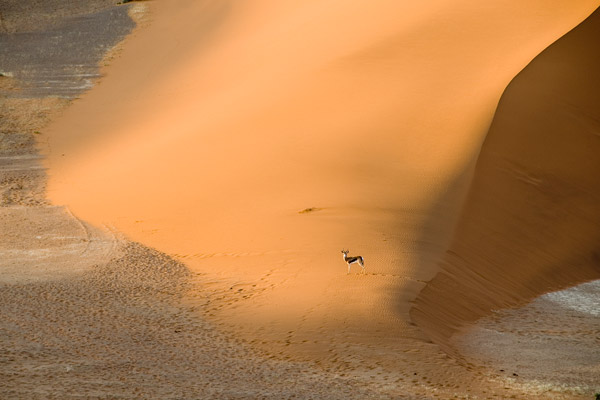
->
<box><xmin>341</xmin><ymin>249</ymin><xmax>365</xmax><ymax>274</ymax></box>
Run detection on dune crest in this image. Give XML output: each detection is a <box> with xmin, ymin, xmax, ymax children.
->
<box><xmin>413</xmin><ymin>7</ymin><xmax>600</xmax><ymax>353</ymax></box>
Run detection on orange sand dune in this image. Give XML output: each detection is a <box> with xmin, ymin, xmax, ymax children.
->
<box><xmin>413</xmin><ymin>7</ymin><xmax>600</xmax><ymax>351</ymax></box>
<box><xmin>43</xmin><ymin>0</ymin><xmax>599</xmax><ymax>393</ymax></box>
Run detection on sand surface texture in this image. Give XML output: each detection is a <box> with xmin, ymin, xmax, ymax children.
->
<box><xmin>413</xmin><ymin>7</ymin><xmax>600</xmax><ymax>347</ymax></box>
<box><xmin>413</xmin><ymin>7</ymin><xmax>600</xmax><ymax>395</ymax></box>
<box><xmin>454</xmin><ymin>280</ymin><xmax>600</xmax><ymax>397</ymax></box>
<box><xmin>2</xmin><ymin>0</ymin><xmax>599</xmax><ymax>398</ymax></box>
<box><xmin>0</xmin><ymin>3</ymin><xmax>392</xmax><ymax>399</ymax></box>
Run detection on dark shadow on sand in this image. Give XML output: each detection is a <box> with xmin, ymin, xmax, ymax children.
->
<box><xmin>408</xmin><ymin>6</ymin><xmax>600</xmax><ymax>355</ymax></box>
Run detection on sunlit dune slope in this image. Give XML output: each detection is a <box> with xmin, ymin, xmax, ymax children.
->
<box><xmin>44</xmin><ymin>0</ymin><xmax>599</xmax><ymax>360</ymax></box>
<box><xmin>412</xmin><ymin>7</ymin><xmax>600</xmax><ymax>351</ymax></box>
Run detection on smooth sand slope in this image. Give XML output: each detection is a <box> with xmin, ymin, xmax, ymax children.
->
<box><xmin>413</xmin><ymin>7</ymin><xmax>600</xmax><ymax>348</ymax></box>
<box><xmin>412</xmin><ymin>8</ymin><xmax>600</xmax><ymax>395</ymax></box>
<box><xmin>39</xmin><ymin>0</ymin><xmax>600</xmax><ymax>397</ymax></box>
<box><xmin>1</xmin><ymin>3</ymin><xmax>388</xmax><ymax>399</ymax></box>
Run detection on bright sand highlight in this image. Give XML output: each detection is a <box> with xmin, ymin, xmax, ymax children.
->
<box><xmin>43</xmin><ymin>0</ymin><xmax>599</xmax><ymax>391</ymax></box>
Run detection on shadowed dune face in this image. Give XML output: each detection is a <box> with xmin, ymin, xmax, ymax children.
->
<box><xmin>412</xmin><ymin>7</ymin><xmax>600</xmax><ymax>350</ymax></box>
<box><xmin>43</xmin><ymin>0</ymin><xmax>599</xmax><ymax>379</ymax></box>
